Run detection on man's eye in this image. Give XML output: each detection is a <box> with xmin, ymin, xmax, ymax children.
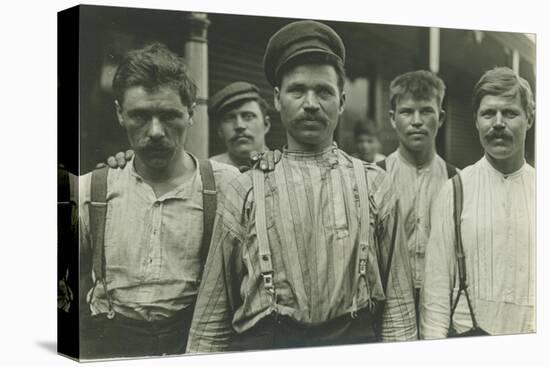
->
<box><xmin>504</xmin><ymin>111</ymin><xmax>519</xmax><ymax>118</ymax></box>
<box><xmin>242</xmin><ymin>113</ymin><xmax>255</xmax><ymax>121</ymax></box>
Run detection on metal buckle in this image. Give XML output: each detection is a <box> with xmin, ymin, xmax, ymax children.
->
<box><xmin>359</xmin><ymin>259</ymin><xmax>367</xmax><ymax>276</ymax></box>
<box><xmin>107</xmin><ymin>309</ymin><xmax>116</xmax><ymax>319</ymax></box>
<box><xmin>261</xmin><ymin>272</ymin><xmax>274</xmax><ymax>293</ymax></box>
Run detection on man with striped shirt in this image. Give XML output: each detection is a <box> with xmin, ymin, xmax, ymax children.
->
<box><xmin>421</xmin><ymin>67</ymin><xmax>535</xmax><ymax>337</ymax></box>
<box><xmin>382</xmin><ymin>71</ymin><xmax>457</xmax><ymax>319</ymax></box>
<box><xmin>186</xmin><ymin>20</ymin><xmax>416</xmax><ymax>353</ymax></box>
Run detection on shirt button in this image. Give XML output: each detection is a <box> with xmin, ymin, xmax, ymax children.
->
<box><xmin>154</xmin><ymin>202</ymin><xmax>160</xmax><ymax>207</ymax></box>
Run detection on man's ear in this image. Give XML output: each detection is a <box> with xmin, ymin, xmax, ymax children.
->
<box><xmin>263</xmin><ymin>115</ymin><xmax>271</xmax><ymax>135</ymax></box>
<box><xmin>389</xmin><ymin>110</ymin><xmax>397</xmax><ymax>130</ymax></box>
<box><xmin>188</xmin><ymin>102</ymin><xmax>196</xmax><ymax>126</ymax></box>
<box><xmin>115</xmin><ymin>100</ymin><xmax>124</xmax><ymax>127</ymax></box>
<box><xmin>526</xmin><ymin>108</ymin><xmax>535</xmax><ymax>131</ymax></box>
<box><xmin>438</xmin><ymin>109</ymin><xmax>446</xmax><ymax>128</ymax></box>
<box><xmin>274</xmin><ymin>87</ymin><xmax>281</xmax><ymax>112</ymax></box>
<box><xmin>339</xmin><ymin>91</ymin><xmax>346</xmax><ymax>115</ymax></box>
<box><xmin>217</xmin><ymin>126</ymin><xmax>224</xmax><ymax>140</ymax></box>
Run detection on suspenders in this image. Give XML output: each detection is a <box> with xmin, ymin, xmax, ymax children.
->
<box><xmin>450</xmin><ymin>173</ymin><xmax>481</xmax><ymax>332</ymax></box>
<box><xmin>251</xmin><ymin>157</ymin><xmax>374</xmax><ymax>315</ymax></box>
<box><xmin>88</xmin><ymin>160</ymin><xmax>217</xmax><ymax>319</ymax></box>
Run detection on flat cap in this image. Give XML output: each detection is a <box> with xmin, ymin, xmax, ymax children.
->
<box><xmin>209</xmin><ymin>81</ymin><xmax>261</xmax><ymax>119</ymax></box>
<box><xmin>263</xmin><ymin>20</ymin><xmax>345</xmax><ymax>86</ymax></box>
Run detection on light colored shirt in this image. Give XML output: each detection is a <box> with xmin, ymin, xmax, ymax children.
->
<box><xmin>385</xmin><ymin>150</ymin><xmax>452</xmax><ymax>288</ymax></box>
<box><xmin>210</xmin><ymin>152</ymin><xmax>239</xmax><ymax>168</ymax></box>
<box><xmin>79</xmin><ymin>155</ymin><xmax>240</xmax><ymax>322</ymax></box>
<box><xmin>420</xmin><ymin>156</ymin><xmax>535</xmax><ymax>337</ymax></box>
<box><xmin>187</xmin><ymin>145</ymin><xmax>417</xmax><ymax>353</ymax></box>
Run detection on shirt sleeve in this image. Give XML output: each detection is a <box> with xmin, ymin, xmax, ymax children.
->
<box><xmin>378</xmin><ymin>198</ymin><xmax>418</xmax><ymax>341</ymax></box>
<box><xmin>186</xmin><ymin>182</ymin><xmax>246</xmax><ymax>353</ymax></box>
<box><xmin>420</xmin><ymin>181</ymin><xmax>456</xmax><ymax>339</ymax></box>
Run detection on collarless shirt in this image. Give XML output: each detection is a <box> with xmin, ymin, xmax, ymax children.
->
<box><xmin>187</xmin><ymin>145</ymin><xmax>416</xmax><ymax>352</ymax></box>
<box><xmin>421</xmin><ymin>156</ymin><xmax>535</xmax><ymax>337</ymax></box>
<box><xmin>385</xmin><ymin>150</ymin><xmax>452</xmax><ymax>288</ymax></box>
<box><xmin>79</xmin><ymin>155</ymin><xmax>239</xmax><ymax>322</ymax></box>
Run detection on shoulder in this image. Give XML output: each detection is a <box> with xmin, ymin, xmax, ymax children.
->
<box><xmin>209</xmin><ymin>152</ymin><xmax>236</xmax><ymax>167</ymax></box>
<box><xmin>209</xmin><ymin>159</ymin><xmax>240</xmax><ymax>185</ymax></box>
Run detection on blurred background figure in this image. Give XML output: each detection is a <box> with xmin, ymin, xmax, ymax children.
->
<box><xmin>352</xmin><ymin>120</ymin><xmax>385</xmax><ymax>163</ymax></box>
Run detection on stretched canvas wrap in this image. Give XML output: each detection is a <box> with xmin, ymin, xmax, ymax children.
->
<box><xmin>57</xmin><ymin>4</ymin><xmax>536</xmax><ymax>362</ymax></box>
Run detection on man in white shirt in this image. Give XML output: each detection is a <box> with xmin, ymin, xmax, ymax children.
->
<box><xmin>381</xmin><ymin>71</ymin><xmax>458</xmax><ymax>321</ymax></box>
<box><xmin>420</xmin><ymin>67</ymin><xmax>535</xmax><ymax>337</ymax></box>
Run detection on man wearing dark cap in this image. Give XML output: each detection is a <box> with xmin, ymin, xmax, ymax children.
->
<box><xmin>209</xmin><ymin>81</ymin><xmax>271</xmax><ymax>169</ymax></box>
<box><xmin>187</xmin><ymin>20</ymin><xmax>416</xmax><ymax>353</ymax></box>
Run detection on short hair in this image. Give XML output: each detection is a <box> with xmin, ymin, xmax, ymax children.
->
<box><xmin>389</xmin><ymin>70</ymin><xmax>446</xmax><ymax>111</ymax></box>
<box><xmin>472</xmin><ymin>66</ymin><xmax>535</xmax><ymax>122</ymax></box>
<box><xmin>354</xmin><ymin>120</ymin><xmax>379</xmax><ymax>138</ymax></box>
<box><xmin>275</xmin><ymin>52</ymin><xmax>346</xmax><ymax>93</ymax></box>
<box><xmin>112</xmin><ymin>42</ymin><xmax>197</xmax><ymax>108</ymax></box>
<box><xmin>217</xmin><ymin>97</ymin><xmax>271</xmax><ymax>124</ymax></box>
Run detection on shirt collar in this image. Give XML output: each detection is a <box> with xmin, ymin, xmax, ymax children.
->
<box><xmin>283</xmin><ymin>142</ymin><xmax>339</xmax><ymax>163</ymax></box>
<box><xmin>481</xmin><ymin>155</ymin><xmax>527</xmax><ymax>180</ymax></box>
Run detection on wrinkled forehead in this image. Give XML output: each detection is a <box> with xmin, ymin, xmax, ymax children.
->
<box><xmin>121</xmin><ymin>85</ymin><xmax>186</xmax><ymax>110</ymax></box>
<box><xmin>478</xmin><ymin>92</ymin><xmax>524</xmax><ymax>110</ymax></box>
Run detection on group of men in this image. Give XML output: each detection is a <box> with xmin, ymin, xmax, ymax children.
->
<box><xmin>73</xmin><ymin>19</ymin><xmax>535</xmax><ymax>359</ymax></box>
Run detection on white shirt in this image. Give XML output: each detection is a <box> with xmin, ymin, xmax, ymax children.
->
<box><xmin>385</xmin><ymin>150</ymin><xmax>452</xmax><ymax>288</ymax></box>
<box><xmin>421</xmin><ymin>156</ymin><xmax>535</xmax><ymax>337</ymax></box>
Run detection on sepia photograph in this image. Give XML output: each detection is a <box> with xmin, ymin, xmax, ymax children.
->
<box><xmin>3</xmin><ymin>0</ymin><xmax>547</xmax><ymax>366</ymax></box>
<box><xmin>56</xmin><ymin>2</ymin><xmax>537</xmax><ymax>362</ymax></box>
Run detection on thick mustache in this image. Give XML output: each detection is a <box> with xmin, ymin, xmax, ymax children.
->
<box><xmin>230</xmin><ymin>133</ymin><xmax>254</xmax><ymax>143</ymax></box>
<box><xmin>140</xmin><ymin>141</ymin><xmax>173</xmax><ymax>151</ymax></box>
<box><xmin>296</xmin><ymin>114</ymin><xmax>328</xmax><ymax>124</ymax></box>
<box><xmin>486</xmin><ymin>131</ymin><xmax>512</xmax><ymax>140</ymax></box>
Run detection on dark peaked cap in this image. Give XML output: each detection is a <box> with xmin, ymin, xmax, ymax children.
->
<box><xmin>263</xmin><ymin>20</ymin><xmax>345</xmax><ymax>86</ymax></box>
<box><xmin>209</xmin><ymin>81</ymin><xmax>261</xmax><ymax>119</ymax></box>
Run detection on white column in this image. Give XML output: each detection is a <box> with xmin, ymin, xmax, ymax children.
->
<box><xmin>429</xmin><ymin>27</ymin><xmax>440</xmax><ymax>74</ymax></box>
<box><xmin>183</xmin><ymin>12</ymin><xmax>210</xmax><ymax>159</ymax></box>
<box><xmin>512</xmin><ymin>49</ymin><xmax>520</xmax><ymax>74</ymax></box>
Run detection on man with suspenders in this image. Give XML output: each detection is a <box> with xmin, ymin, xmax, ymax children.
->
<box><xmin>186</xmin><ymin>20</ymin><xmax>416</xmax><ymax>353</ymax></box>
<box><xmin>376</xmin><ymin>71</ymin><xmax>457</xmax><ymax>327</ymax></box>
<box><xmin>79</xmin><ymin>43</ymin><xmax>239</xmax><ymax>358</ymax></box>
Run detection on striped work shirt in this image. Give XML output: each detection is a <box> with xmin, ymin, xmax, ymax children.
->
<box><xmin>384</xmin><ymin>150</ymin><xmax>453</xmax><ymax>288</ymax></box>
<box><xmin>187</xmin><ymin>145</ymin><xmax>417</xmax><ymax>352</ymax></box>
<box><xmin>420</xmin><ymin>156</ymin><xmax>535</xmax><ymax>337</ymax></box>
<box><xmin>79</xmin><ymin>155</ymin><xmax>240</xmax><ymax>321</ymax></box>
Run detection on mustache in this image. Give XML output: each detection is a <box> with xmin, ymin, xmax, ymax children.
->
<box><xmin>295</xmin><ymin>113</ymin><xmax>329</xmax><ymax>125</ymax></box>
<box><xmin>230</xmin><ymin>133</ymin><xmax>254</xmax><ymax>143</ymax></box>
<box><xmin>486</xmin><ymin>130</ymin><xmax>512</xmax><ymax>141</ymax></box>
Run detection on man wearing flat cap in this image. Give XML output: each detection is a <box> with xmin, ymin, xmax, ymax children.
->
<box><xmin>187</xmin><ymin>20</ymin><xmax>416</xmax><ymax>352</ymax></box>
<box><xmin>209</xmin><ymin>81</ymin><xmax>271</xmax><ymax>169</ymax></box>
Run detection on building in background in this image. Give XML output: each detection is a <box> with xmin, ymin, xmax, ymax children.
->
<box><xmin>77</xmin><ymin>5</ymin><xmax>535</xmax><ymax>173</ymax></box>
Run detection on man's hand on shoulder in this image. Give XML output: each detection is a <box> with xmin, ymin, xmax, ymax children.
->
<box><xmin>95</xmin><ymin>149</ymin><xmax>134</xmax><ymax>169</ymax></box>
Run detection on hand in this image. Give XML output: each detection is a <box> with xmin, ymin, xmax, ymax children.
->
<box><xmin>95</xmin><ymin>149</ymin><xmax>134</xmax><ymax>169</ymax></box>
<box><xmin>250</xmin><ymin>150</ymin><xmax>282</xmax><ymax>172</ymax></box>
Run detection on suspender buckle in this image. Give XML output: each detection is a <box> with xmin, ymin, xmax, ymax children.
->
<box><xmin>359</xmin><ymin>259</ymin><xmax>367</xmax><ymax>276</ymax></box>
<box><xmin>261</xmin><ymin>272</ymin><xmax>275</xmax><ymax>294</ymax></box>
<box><xmin>107</xmin><ymin>309</ymin><xmax>116</xmax><ymax>319</ymax></box>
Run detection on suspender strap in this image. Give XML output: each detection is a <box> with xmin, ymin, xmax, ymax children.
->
<box><xmin>252</xmin><ymin>169</ymin><xmax>275</xmax><ymax>300</ymax></box>
<box><xmin>89</xmin><ymin>166</ymin><xmax>115</xmax><ymax>318</ymax></box>
<box><xmin>446</xmin><ymin>162</ymin><xmax>458</xmax><ymax>179</ymax></box>
<box><xmin>351</xmin><ymin>159</ymin><xmax>371</xmax><ymax>315</ymax></box>
<box><xmin>450</xmin><ymin>174</ymin><xmax>479</xmax><ymax>330</ymax></box>
<box><xmin>198</xmin><ymin>159</ymin><xmax>217</xmax><ymax>269</ymax></box>
<box><xmin>90</xmin><ymin>167</ymin><xmax>108</xmax><ymax>282</ymax></box>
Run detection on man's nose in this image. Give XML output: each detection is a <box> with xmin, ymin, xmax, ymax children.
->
<box><xmin>303</xmin><ymin>91</ymin><xmax>320</xmax><ymax>111</ymax></box>
<box><xmin>234</xmin><ymin>115</ymin><xmax>247</xmax><ymax>131</ymax></box>
<box><xmin>493</xmin><ymin>111</ymin><xmax>505</xmax><ymax>129</ymax></box>
<box><xmin>148</xmin><ymin>117</ymin><xmax>165</xmax><ymax>139</ymax></box>
<box><xmin>411</xmin><ymin>110</ymin><xmax>422</xmax><ymax>127</ymax></box>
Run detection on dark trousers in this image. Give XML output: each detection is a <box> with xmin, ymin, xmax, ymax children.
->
<box><xmin>230</xmin><ymin>308</ymin><xmax>379</xmax><ymax>351</ymax></box>
<box><xmin>81</xmin><ymin>307</ymin><xmax>193</xmax><ymax>360</ymax></box>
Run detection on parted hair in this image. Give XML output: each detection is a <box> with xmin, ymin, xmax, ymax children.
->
<box><xmin>472</xmin><ymin>66</ymin><xmax>535</xmax><ymax>123</ymax></box>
